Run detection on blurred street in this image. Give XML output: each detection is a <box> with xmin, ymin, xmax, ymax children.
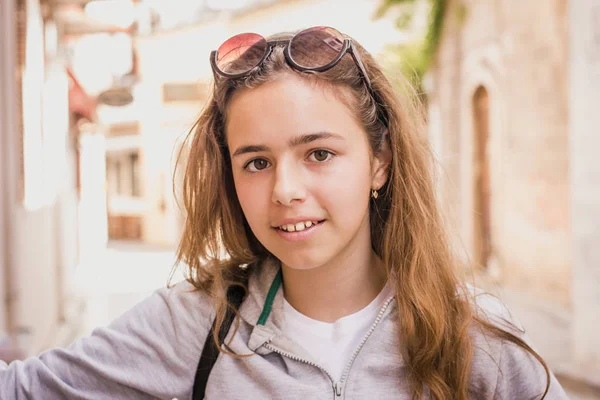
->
<box><xmin>1</xmin><ymin>0</ymin><xmax>600</xmax><ymax>398</ymax></box>
<box><xmin>72</xmin><ymin>241</ymin><xmax>185</xmax><ymax>340</ymax></box>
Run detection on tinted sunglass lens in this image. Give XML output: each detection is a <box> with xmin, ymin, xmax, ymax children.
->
<box><xmin>289</xmin><ymin>26</ymin><xmax>345</xmax><ymax>69</ymax></box>
<box><xmin>216</xmin><ymin>33</ymin><xmax>268</xmax><ymax>75</ymax></box>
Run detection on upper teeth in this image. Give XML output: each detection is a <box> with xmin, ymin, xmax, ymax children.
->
<box><xmin>279</xmin><ymin>221</ymin><xmax>319</xmax><ymax>232</ymax></box>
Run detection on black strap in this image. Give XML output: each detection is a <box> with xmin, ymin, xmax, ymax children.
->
<box><xmin>192</xmin><ymin>284</ymin><xmax>247</xmax><ymax>400</ymax></box>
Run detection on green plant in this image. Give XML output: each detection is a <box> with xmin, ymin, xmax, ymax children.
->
<box><xmin>375</xmin><ymin>0</ymin><xmax>447</xmax><ymax>96</ymax></box>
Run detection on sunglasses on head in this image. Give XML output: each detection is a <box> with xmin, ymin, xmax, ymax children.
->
<box><xmin>210</xmin><ymin>26</ymin><xmax>373</xmax><ymax>92</ymax></box>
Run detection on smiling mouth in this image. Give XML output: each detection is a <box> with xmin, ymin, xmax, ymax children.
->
<box><xmin>275</xmin><ymin>220</ymin><xmax>325</xmax><ymax>232</ymax></box>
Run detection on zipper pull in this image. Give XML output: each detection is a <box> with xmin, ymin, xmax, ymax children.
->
<box><xmin>334</xmin><ymin>382</ymin><xmax>343</xmax><ymax>396</ymax></box>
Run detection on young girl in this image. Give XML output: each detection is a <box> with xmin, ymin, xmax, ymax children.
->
<box><xmin>1</xmin><ymin>26</ymin><xmax>568</xmax><ymax>399</ymax></box>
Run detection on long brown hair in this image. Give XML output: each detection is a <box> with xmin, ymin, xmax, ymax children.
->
<box><xmin>174</xmin><ymin>30</ymin><xmax>550</xmax><ymax>399</ymax></box>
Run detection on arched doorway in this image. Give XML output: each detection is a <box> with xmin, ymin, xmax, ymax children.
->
<box><xmin>472</xmin><ymin>86</ymin><xmax>491</xmax><ymax>269</ymax></box>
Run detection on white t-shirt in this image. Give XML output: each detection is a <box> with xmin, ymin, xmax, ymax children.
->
<box><xmin>282</xmin><ymin>284</ymin><xmax>393</xmax><ymax>382</ymax></box>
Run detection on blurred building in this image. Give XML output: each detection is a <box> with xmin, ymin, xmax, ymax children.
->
<box><xmin>427</xmin><ymin>0</ymin><xmax>600</xmax><ymax>387</ymax></box>
<box><xmin>57</xmin><ymin>2</ymin><xmax>140</xmax><ymax>244</ymax></box>
<box><xmin>0</xmin><ymin>0</ymin><xmax>94</xmax><ymax>355</ymax></box>
<box><xmin>0</xmin><ymin>0</ymin><xmax>137</xmax><ymax>356</ymax></box>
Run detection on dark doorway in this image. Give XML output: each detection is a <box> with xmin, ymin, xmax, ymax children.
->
<box><xmin>473</xmin><ymin>86</ymin><xmax>492</xmax><ymax>269</ymax></box>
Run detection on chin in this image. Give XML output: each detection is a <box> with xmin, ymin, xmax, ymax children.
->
<box><xmin>273</xmin><ymin>250</ymin><xmax>329</xmax><ymax>271</ymax></box>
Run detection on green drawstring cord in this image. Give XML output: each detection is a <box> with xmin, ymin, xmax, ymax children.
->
<box><xmin>256</xmin><ymin>268</ymin><xmax>282</xmax><ymax>326</ymax></box>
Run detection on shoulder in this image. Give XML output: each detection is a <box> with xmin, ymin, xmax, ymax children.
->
<box><xmin>95</xmin><ymin>280</ymin><xmax>219</xmax><ymax>395</ymax></box>
<box><xmin>0</xmin><ymin>280</ymin><xmax>220</xmax><ymax>399</ymax></box>
<box><xmin>93</xmin><ymin>279</ymin><xmax>218</xmax><ymax>375</ymax></box>
<box><xmin>108</xmin><ymin>279</ymin><xmax>216</xmax><ymax>339</ymax></box>
<box><xmin>465</xmin><ymin>286</ymin><xmax>568</xmax><ymax>399</ymax></box>
<box><xmin>84</xmin><ymin>279</ymin><xmax>218</xmax><ymax>388</ymax></box>
<box><xmin>160</xmin><ymin>279</ymin><xmax>215</xmax><ymax>317</ymax></box>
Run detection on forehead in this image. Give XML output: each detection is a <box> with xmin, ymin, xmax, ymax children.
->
<box><xmin>225</xmin><ymin>73</ymin><xmax>365</xmax><ymax>148</ymax></box>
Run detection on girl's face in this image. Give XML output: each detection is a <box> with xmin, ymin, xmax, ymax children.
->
<box><xmin>226</xmin><ymin>73</ymin><xmax>389</xmax><ymax>270</ymax></box>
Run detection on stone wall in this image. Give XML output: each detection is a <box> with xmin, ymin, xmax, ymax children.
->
<box><xmin>569</xmin><ymin>0</ymin><xmax>600</xmax><ymax>381</ymax></box>
<box><xmin>430</xmin><ymin>0</ymin><xmax>570</xmax><ymax>304</ymax></box>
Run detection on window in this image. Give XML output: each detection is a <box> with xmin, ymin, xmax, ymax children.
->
<box><xmin>130</xmin><ymin>152</ymin><xmax>139</xmax><ymax>197</ymax></box>
<box><xmin>115</xmin><ymin>159</ymin><xmax>122</xmax><ymax>194</ymax></box>
<box><xmin>106</xmin><ymin>150</ymin><xmax>141</xmax><ymax>198</ymax></box>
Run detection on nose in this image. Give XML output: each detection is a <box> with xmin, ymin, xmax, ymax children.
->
<box><xmin>271</xmin><ymin>161</ymin><xmax>306</xmax><ymax>206</ymax></box>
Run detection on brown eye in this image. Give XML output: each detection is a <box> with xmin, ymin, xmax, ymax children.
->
<box><xmin>246</xmin><ymin>158</ymin><xmax>270</xmax><ymax>172</ymax></box>
<box><xmin>254</xmin><ymin>159</ymin><xmax>268</xmax><ymax>169</ymax></box>
<box><xmin>311</xmin><ymin>150</ymin><xmax>331</xmax><ymax>162</ymax></box>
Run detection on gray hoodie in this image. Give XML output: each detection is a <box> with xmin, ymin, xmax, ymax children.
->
<box><xmin>0</xmin><ymin>258</ymin><xmax>568</xmax><ymax>399</ymax></box>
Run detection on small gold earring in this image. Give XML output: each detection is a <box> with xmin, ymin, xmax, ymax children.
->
<box><xmin>371</xmin><ymin>189</ymin><xmax>379</xmax><ymax>199</ymax></box>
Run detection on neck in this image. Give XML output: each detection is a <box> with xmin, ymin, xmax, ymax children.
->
<box><xmin>281</xmin><ymin>246</ymin><xmax>387</xmax><ymax>323</ymax></box>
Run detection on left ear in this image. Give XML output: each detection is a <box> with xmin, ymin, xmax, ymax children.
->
<box><xmin>371</xmin><ymin>134</ymin><xmax>391</xmax><ymax>190</ymax></box>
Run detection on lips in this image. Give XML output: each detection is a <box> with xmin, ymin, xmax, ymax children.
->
<box><xmin>276</xmin><ymin>220</ymin><xmax>324</xmax><ymax>232</ymax></box>
<box><xmin>272</xmin><ymin>219</ymin><xmax>325</xmax><ymax>242</ymax></box>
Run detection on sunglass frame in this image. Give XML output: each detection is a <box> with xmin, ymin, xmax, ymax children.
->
<box><xmin>209</xmin><ymin>28</ymin><xmax>372</xmax><ymax>91</ymax></box>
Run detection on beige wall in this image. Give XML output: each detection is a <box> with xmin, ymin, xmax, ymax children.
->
<box><xmin>430</xmin><ymin>0</ymin><xmax>570</xmax><ymax>304</ymax></box>
<box><xmin>0</xmin><ymin>0</ymin><xmax>18</xmax><ymax>337</ymax></box>
<box><xmin>569</xmin><ymin>0</ymin><xmax>600</xmax><ymax>379</ymax></box>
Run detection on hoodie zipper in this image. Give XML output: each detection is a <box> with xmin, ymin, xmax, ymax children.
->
<box><xmin>262</xmin><ymin>342</ymin><xmax>339</xmax><ymax>395</ymax></box>
<box><xmin>335</xmin><ymin>296</ymin><xmax>395</xmax><ymax>397</ymax></box>
<box><xmin>263</xmin><ymin>296</ymin><xmax>395</xmax><ymax>399</ymax></box>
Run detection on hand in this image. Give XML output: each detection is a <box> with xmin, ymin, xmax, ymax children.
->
<box><xmin>0</xmin><ymin>344</ymin><xmax>24</xmax><ymax>363</ymax></box>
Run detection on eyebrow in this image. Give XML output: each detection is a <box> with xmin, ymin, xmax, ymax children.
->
<box><xmin>231</xmin><ymin>131</ymin><xmax>344</xmax><ymax>157</ymax></box>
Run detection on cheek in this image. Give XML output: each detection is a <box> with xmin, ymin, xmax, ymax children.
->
<box><xmin>233</xmin><ymin>174</ymin><xmax>269</xmax><ymax>222</ymax></box>
<box><xmin>316</xmin><ymin>156</ymin><xmax>372</xmax><ymax>214</ymax></box>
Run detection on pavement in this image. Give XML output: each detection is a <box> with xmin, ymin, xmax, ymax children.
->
<box><xmin>476</xmin><ymin>279</ymin><xmax>600</xmax><ymax>399</ymax></box>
